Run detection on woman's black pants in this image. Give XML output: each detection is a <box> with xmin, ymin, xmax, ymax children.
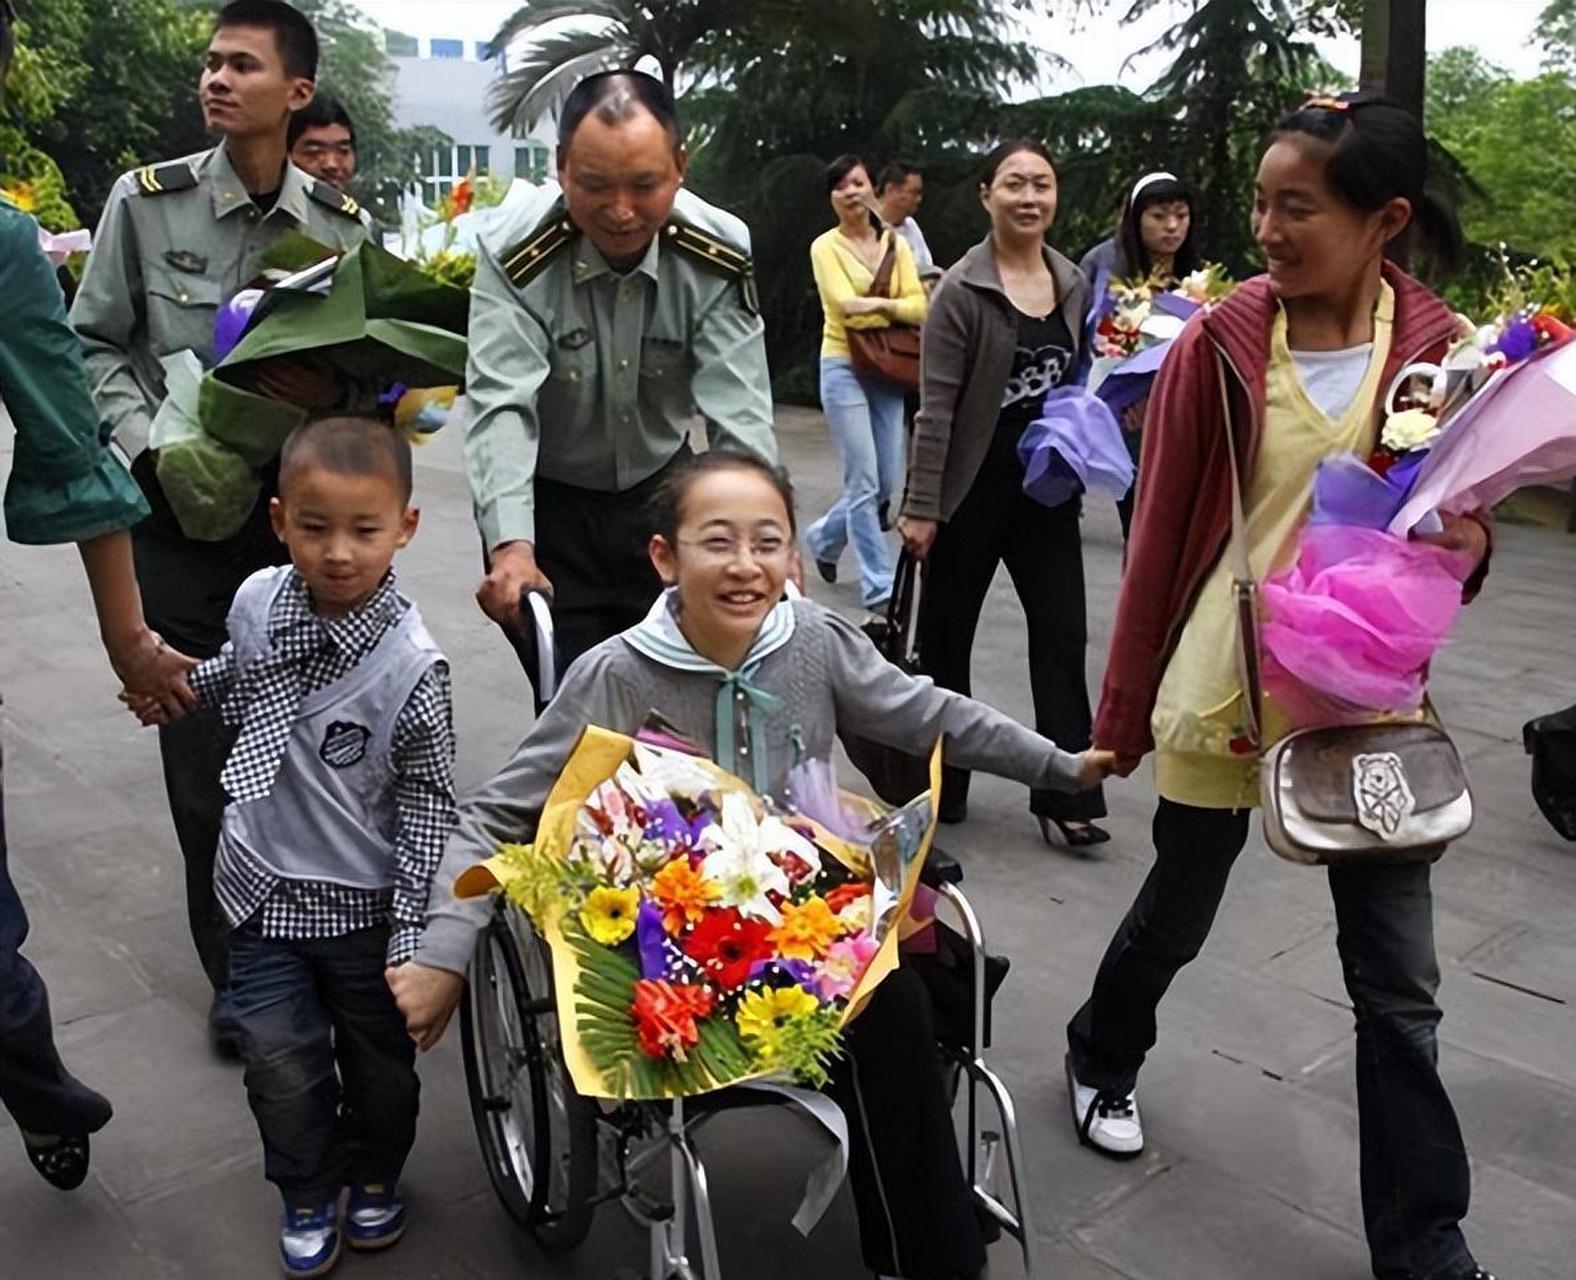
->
<box><xmin>1066</xmin><ymin>799</ymin><xmax>1477</xmax><ymax>1280</ymax></box>
<box><xmin>918</xmin><ymin>457</ymin><xmax>1105</xmax><ymax>823</ymax></box>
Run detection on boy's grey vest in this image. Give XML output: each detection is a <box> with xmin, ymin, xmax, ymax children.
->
<box><xmin>220</xmin><ymin>567</ymin><xmax>444</xmax><ymax>890</ymax></box>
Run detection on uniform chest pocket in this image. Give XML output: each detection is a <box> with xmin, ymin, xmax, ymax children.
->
<box><xmin>545</xmin><ymin>332</ymin><xmax>598</xmax><ymax>389</ymax></box>
<box><xmin>145</xmin><ymin>262</ymin><xmax>224</xmax><ymax>357</ymax></box>
<box><xmin>640</xmin><ymin>336</ymin><xmax>689</xmax><ymax>385</ymax></box>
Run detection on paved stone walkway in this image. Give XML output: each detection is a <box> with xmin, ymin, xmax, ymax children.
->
<box><xmin>2</xmin><ymin>408</ymin><xmax>1573</xmax><ymax>1279</ymax></box>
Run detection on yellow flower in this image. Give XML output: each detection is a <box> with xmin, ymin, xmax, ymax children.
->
<box><xmin>735</xmin><ymin>985</ymin><xmax>821</xmax><ymax>1045</ymax></box>
<box><xmin>768</xmin><ymin>897</ymin><xmax>843</xmax><ymax>961</ymax></box>
<box><xmin>580</xmin><ymin>885</ymin><xmax>641</xmax><ymax>946</ymax></box>
<box><xmin>1</xmin><ymin>182</ymin><xmax>37</xmax><ymax>213</ymax></box>
<box><xmin>651</xmin><ymin>857</ymin><xmax>721</xmax><ymax>934</ymax></box>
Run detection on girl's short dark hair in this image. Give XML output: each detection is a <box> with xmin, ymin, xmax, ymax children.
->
<box><xmin>649</xmin><ymin>452</ymin><xmax>798</xmax><ymax>543</ymax></box>
<box><xmin>1119</xmin><ymin>174</ymin><xmax>1199</xmax><ymax>280</ymax></box>
<box><xmin>978</xmin><ymin>138</ymin><xmax>1055</xmax><ymax>188</ymax></box>
<box><xmin>1271</xmin><ymin>92</ymin><xmax>1462</xmax><ymax>270</ymax></box>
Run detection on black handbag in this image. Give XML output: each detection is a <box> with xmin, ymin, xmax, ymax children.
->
<box><xmin>839</xmin><ymin>551</ymin><xmax>932</xmax><ymax>805</ymax></box>
<box><xmin>1525</xmin><ymin>702</ymin><xmax>1576</xmax><ymax>841</ymax></box>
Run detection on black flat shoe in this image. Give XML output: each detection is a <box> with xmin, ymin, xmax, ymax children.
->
<box><xmin>22</xmin><ymin>1132</ymin><xmax>91</xmax><ymax>1191</ymax></box>
<box><xmin>815</xmin><ymin>559</ymin><xmax>837</xmax><ymax>584</ymax></box>
<box><xmin>1038</xmin><ymin>816</ymin><xmax>1111</xmax><ymax>849</ymax></box>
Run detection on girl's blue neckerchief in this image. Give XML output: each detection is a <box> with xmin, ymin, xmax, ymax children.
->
<box><xmin>623</xmin><ymin>589</ymin><xmax>796</xmax><ymax>791</ymax></box>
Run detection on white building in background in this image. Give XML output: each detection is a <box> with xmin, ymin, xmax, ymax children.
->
<box><xmin>384</xmin><ymin>31</ymin><xmax>556</xmax><ymax>199</ymax></box>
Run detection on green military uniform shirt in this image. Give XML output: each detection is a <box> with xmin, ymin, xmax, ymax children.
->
<box><xmin>69</xmin><ymin>140</ymin><xmax>372</xmax><ymax>458</ymax></box>
<box><xmin>466</xmin><ymin>183</ymin><xmax>776</xmax><ymax>549</ymax></box>
<box><xmin>1</xmin><ymin>196</ymin><xmax>148</xmax><ymax>546</ymax></box>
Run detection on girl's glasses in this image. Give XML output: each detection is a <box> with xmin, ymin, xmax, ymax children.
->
<box><xmin>678</xmin><ymin>535</ymin><xmax>791</xmax><ymax>565</ymax></box>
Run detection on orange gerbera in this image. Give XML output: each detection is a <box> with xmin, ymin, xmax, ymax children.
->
<box><xmin>652</xmin><ymin>857</ymin><xmax>721</xmax><ymax>934</ymax></box>
<box><xmin>769</xmin><ymin>896</ymin><xmax>843</xmax><ymax>961</ymax></box>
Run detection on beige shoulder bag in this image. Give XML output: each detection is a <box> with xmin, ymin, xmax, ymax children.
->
<box><xmin>1216</xmin><ymin>360</ymin><xmax>1475</xmax><ymax>866</ymax></box>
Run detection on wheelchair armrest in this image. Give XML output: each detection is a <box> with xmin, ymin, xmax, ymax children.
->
<box><xmin>922</xmin><ymin>846</ymin><xmax>963</xmax><ymax>888</ymax></box>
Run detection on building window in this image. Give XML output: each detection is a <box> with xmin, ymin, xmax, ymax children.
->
<box><xmin>514</xmin><ymin>143</ymin><xmax>550</xmax><ymax>183</ymax></box>
<box><xmin>384</xmin><ymin>30</ymin><xmax>417</xmax><ymax>57</ymax></box>
<box><xmin>418</xmin><ymin>145</ymin><xmax>491</xmax><ymax>201</ymax></box>
<box><xmin>430</xmin><ymin>37</ymin><xmax>463</xmax><ymax>59</ymax></box>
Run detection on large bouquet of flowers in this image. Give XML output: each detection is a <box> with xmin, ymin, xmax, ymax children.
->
<box><xmin>1088</xmin><ymin>264</ymin><xmax>1236</xmax><ymax>414</ymax></box>
<box><xmin>150</xmin><ymin>235</ymin><xmax>468</xmax><ymax>541</ymax></box>
<box><xmin>1260</xmin><ymin>300</ymin><xmax>1576</xmax><ymax>717</ymax></box>
<box><xmin>455</xmin><ymin>724</ymin><xmax>939</xmax><ymax>1101</ymax></box>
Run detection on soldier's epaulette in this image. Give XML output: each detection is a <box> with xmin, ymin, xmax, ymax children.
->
<box><xmin>663</xmin><ymin>220</ymin><xmax>759</xmax><ymax>314</ymax></box>
<box><xmin>500</xmin><ymin>217</ymin><xmax>576</xmax><ymax>288</ymax></box>
<box><xmin>308</xmin><ymin>180</ymin><xmax>363</xmax><ymax>220</ymax></box>
<box><xmin>135</xmin><ymin>162</ymin><xmax>198</xmax><ymax>196</ymax></box>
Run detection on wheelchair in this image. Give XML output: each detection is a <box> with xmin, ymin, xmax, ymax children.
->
<box><xmin>458</xmin><ymin>846</ymin><xmax>1040</xmax><ymax>1280</ymax></box>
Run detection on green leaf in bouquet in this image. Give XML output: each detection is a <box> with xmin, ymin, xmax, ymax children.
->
<box><xmin>196</xmin><ymin>376</ymin><xmax>304</xmax><ymax>467</ymax></box>
<box><xmin>252</xmin><ymin>231</ymin><xmax>340</xmax><ymax>285</ymax></box>
<box><xmin>154</xmin><ymin>435</ymin><xmax>262</xmax><ymax>543</ymax></box>
<box><xmin>214</xmin><ymin>241</ymin><xmax>470</xmax><ymax>402</ymax></box>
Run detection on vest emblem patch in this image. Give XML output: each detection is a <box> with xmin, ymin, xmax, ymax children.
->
<box><xmin>320</xmin><ymin>721</ymin><xmax>372</xmax><ymax>769</ymax></box>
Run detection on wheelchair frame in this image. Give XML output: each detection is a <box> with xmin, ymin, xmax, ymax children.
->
<box><xmin>459</xmin><ymin>864</ymin><xmax>1039</xmax><ymax>1280</ymax></box>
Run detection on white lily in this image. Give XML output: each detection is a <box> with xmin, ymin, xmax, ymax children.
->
<box><xmin>698</xmin><ymin>792</ymin><xmax>808</xmax><ymax>922</ymax></box>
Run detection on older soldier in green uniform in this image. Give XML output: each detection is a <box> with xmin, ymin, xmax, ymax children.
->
<box><xmin>68</xmin><ymin>0</ymin><xmax>370</xmax><ymax>1052</ymax></box>
<box><xmin>468</xmin><ymin>70</ymin><xmax>776</xmax><ymax>695</ymax></box>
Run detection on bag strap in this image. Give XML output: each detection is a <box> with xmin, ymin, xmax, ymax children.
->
<box><xmin>869</xmin><ymin>231</ymin><xmax>898</xmax><ymax>299</ymax></box>
<box><xmin>1217</xmin><ymin>356</ymin><xmax>1265</xmax><ymax>741</ymax></box>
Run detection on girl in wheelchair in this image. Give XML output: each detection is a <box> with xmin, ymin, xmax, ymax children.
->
<box><xmin>390</xmin><ymin>451</ymin><xmax>1114</xmax><ymax>1279</ymax></box>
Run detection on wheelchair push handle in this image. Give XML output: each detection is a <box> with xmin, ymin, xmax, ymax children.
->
<box><xmin>515</xmin><ymin>587</ymin><xmax>556</xmax><ymax>702</ymax></box>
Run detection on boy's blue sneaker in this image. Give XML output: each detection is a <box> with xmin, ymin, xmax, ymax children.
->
<box><xmin>345</xmin><ymin>1183</ymin><xmax>405</xmax><ymax>1251</ymax></box>
<box><xmin>279</xmin><ymin>1203</ymin><xmax>340</xmax><ymax>1277</ymax></box>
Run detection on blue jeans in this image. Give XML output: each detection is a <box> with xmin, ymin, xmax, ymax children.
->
<box><xmin>229</xmin><ymin>924</ymin><xmax>418</xmax><ymax>1210</ymax></box>
<box><xmin>806</xmin><ymin>357</ymin><xmax>906</xmax><ymax>607</ymax></box>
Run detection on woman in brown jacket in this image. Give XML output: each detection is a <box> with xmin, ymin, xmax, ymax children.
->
<box><xmin>898</xmin><ymin>139</ymin><xmax>1109</xmax><ymax>844</ymax></box>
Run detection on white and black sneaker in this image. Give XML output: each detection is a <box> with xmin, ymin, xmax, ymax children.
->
<box><xmin>1065</xmin><ymin>1054</ymin><xmax>1143</xmax><ymax>1158</ymax></box>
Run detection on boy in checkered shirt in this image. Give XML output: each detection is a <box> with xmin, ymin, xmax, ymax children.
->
<box><xmin>181</xmin><ymin>416</ymin><xmax>454</xmax><ymax>1276</ymax></box>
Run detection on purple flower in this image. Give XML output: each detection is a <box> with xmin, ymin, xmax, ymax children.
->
<box><xmin>213</xmin><ymin>288</ymin><xmax>264</xmax><ymax>362</ymax></box>
<box><xmin>1490</xmin><ymin>316</ymin><xmax>1539</xmax><ymax>363</ymax></box>
<box><xmin>636</xmin><ymin>899</ymin><xmax>681</xmax><ymax>980</ymax></box>
<box><xmin>746</xmin><ymin>957</ymin><xmax>818</xmax><ymax>989</ymax></box>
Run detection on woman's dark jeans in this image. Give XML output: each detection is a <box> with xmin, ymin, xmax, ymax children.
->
<box><xmin>1066</xmin><ymin>799</ymin><xmax>1476</xmax><ymax>1280</ymax></box>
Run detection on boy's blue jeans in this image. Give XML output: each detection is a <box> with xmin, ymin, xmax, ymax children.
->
<box><xmin>229</xmin><ymin>923</ymin><xmax>418</xmax><ymax>1210</ymax></box>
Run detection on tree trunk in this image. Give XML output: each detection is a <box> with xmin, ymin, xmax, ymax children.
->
<box><xmin>1385</xmin><ymin>0</ymin><xmax>1427</xmax><ymax>124</ymax></box>
<box><xmin>1359</xmin><ymin>0</ymin><xmax>1389</xmax><ymax>92</ymax></box>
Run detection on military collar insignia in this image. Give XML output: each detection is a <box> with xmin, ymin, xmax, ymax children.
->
<box><xmin>557</xmin><ymin>327</ymin><xmax>593</xmax><ymax>351</ymax></box>
<box><xmin>134</xmin><ymin>161</ymin><xmax>198</xmax><ymax>197</ymax></box>
<box><xmin>308</xmin><ymin>180</ymin><xmax>363</xmax><ymax>221</ymax></box>
<box><xmin>663</xmin><ymin>219</ymin><xmax>759</xmax><ymax>315</ymax></box>
<box><xmin>164</xmin><ymin>249</ymin><xmax>209</xmax><ymax>275</ymax></box>
<box><xmin>501</xmin><ymin>217</ymin><xmax>577</xmax><ymax>288</ymax></box>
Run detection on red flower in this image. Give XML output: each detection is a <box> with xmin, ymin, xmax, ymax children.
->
<box><xmin>630</xmin><ymin>979</ymin><xmax>714</xmax><ymax>1061</ymax></box>
<box><xmin>681</xmin><ymin>907</ymin><xmax>774</xmax><ymax>990</ymax></box>
<box><xmin>824</xmin><ymin>882</ymin><xmax>867</xmax><ymax>915</ymax></box>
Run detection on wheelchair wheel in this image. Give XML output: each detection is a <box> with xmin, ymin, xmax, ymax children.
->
<box><xmin>460</xmin><ymin>904</ymin><xmax>598</xmax><ymax>1252</ymax></box>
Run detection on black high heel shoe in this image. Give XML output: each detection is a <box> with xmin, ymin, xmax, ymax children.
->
<box><xmin>1038</xmin><ymin>816</ymin><xmax>1111</xmax><ymax>849</ymax></box>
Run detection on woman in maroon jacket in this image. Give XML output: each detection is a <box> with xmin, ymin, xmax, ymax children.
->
<box><xmin>1066</xmin><ymin>95</ymin><xmax>1498</xmax><ymax>1280</ymax></box>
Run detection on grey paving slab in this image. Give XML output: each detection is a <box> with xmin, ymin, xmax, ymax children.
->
<box><xmin>4</xmin><ymin>406</ymin><xmax>1576</xmax><ymax>1279</ymax></box>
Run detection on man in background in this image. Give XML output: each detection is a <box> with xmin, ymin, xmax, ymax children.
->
<box><xmin>287</xmin><ymin>91</ymin><xmax>357</xmax><ymax>190</ymax></box>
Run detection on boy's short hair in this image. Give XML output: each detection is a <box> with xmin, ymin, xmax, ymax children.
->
<box><xmin>279</xmin><ymin>416</ymin><xmax>413</xmax><ymax>504</ymax></box>
<box><xmin>288</xmin><ymin>90</ymin><xmax>355</xmax><ymax>150</ymax></box>
<box><xmin>215</xmin><ymin>0</ymin><xmax>318</xmax><ymax>81</ymax></box>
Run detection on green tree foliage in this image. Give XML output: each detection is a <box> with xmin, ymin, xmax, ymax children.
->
<box><xmin>1427</xmin><ymin>45</ymin><xmax>1576</xmax><ymax>262</ymax></box>
<box><xmin>11</xmin><ymin>0</ymin><xmax>209</xmax><ymax>224</ymax></box>
<box><xmin>1</xmin><ymin>20</ymin><xmax>83</xmax><ymax>229</ymax></box>
<box><xmin>680</xmin><ymin>0</ymin><xmax>1038</xmax><ymax>394</ymax></box>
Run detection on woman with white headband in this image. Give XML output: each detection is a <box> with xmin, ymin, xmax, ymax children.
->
<box><xmin>1079</xmin><ymin>170</ymin><xmax>1199</xmax><ymax>289</ymax></box>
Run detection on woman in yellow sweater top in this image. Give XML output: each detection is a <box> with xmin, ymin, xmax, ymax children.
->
<box><xmin>804</xmin><ymin>155</ymin><xmax>927</xmax><ymax>609</ymax></box>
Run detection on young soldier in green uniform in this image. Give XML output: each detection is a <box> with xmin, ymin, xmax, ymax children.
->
<box><xmin>467</xmin><ymin>70</ymin><xmax>776</xmax><ymax>697</ymax></box>
<box><xmin>68</xmin><ymin>0</ymin><xmax>371</xmax><ymax>1051</ymax></box>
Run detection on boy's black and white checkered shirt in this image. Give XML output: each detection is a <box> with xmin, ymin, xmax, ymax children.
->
<box><xmin>190</xmin><ymin>570</ymin><xmax>455</xmax><ymax>965</ymax></box>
